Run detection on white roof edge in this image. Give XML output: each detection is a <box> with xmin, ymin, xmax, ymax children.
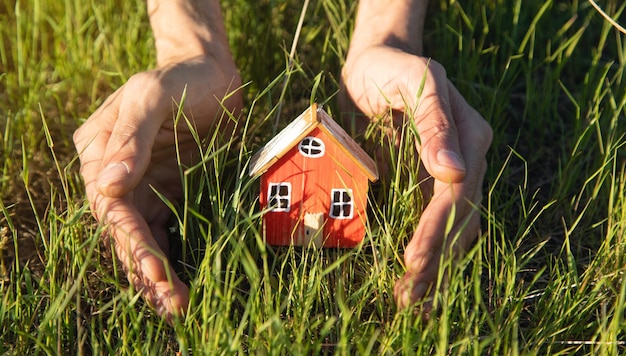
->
<box><xmin>248</xmin><ymin>105</ymin><xmax>318</xmax><ymax>177</ymax></box>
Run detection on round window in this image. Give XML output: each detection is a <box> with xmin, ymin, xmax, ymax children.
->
<box><xmin>298</xmin><ymin>137</ymin><xmax>325</xmax><ymax>157</ymax></box>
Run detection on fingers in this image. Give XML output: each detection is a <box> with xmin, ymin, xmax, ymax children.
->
<box><xmin>394</xmin><ymin>177</ymin><xmax>483</xmax><ymax>311</ymax></box>
<box><xmin>73</xmin><ymin>77</ymin><xmax>165</xmax><ymax>199</ymax></box>
<box><xmin>395</xmin><ymin>81</ymin><xmax>492</xmax><ymax>311</ymax></box>
<box><xmin>73</xmin><ymin>76</ymin><xmax>188</xmax><ymax>321</ymax></box>
<box><xmin>409</xmin><ymin>60</ymin><xmax>467</xmax><ymax>184</ymax></box>
<box><xmin>341</xmin><ymin>48</ymin><xmax>467</xmax><ymax>184</ymax></box>
<box><xmin>73</xmin><ymin>89</ymin><xmax>123</xmax><ymax>215</ymax></box>
<box><xmin>101</xmin><ymin>194</ymin><xmax>189</xmax><ymax>320</ymax></box>
<box><xmin>72</xmin><ymin>56</ymin><xmax>245</xmax><ymax>323</ymax></box>
<box><xmin>403</xmin><ymin>81</ymin><xmax>491</xmax><ymax>270</ymax></box>
<box><xmin>96</xmin><ymin>73</ymin><xmax>170</xmax><ymax>198</ymax></box>
<box><xmin>341</xmin><ymin>45</ymin><xmax>493</xmax><ymax>313</ymax></box>
<box><xmin>91</xmin><ymin>63</ymin><xmax>243</xmax><ymax>198</ymax></box>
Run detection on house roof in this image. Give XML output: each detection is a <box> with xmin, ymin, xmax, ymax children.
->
<box><xmin>248</xmin><ymin>103</ymin><xmax>379</xmax><ymax>182</ymax></box>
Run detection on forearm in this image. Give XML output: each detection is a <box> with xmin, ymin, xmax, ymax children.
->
<box><xmin>350</xmin><ymin>0</ymin><xmax>428</xmax><ymax>56</ymax></box>
<box><xmin>147</xmin><ymin>0</ymin><xmax>231</xmax><ymax>66</ymax></box>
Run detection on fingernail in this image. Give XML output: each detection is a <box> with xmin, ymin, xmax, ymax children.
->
<box><xmin>436</xmin><ymin>149</ymin><xmax>466</xmax><ymax>172</ymax></box>
<box><xmin>97</xmin><ymin>162</ymin><xmax>130</xmax><ymax>189</ymax></box>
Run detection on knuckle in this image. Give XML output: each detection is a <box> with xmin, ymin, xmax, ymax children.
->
<box><xmin>126</xmin><ymin>71</ymin><xmax>158</xmax><ymax>89</ymax></box>
<box><xmin>423</xmin><ymin>120</ymin><xmax>455</xmax><ymax>144</ymax></box>
<box><xmin>433</xmin><ymin>120</ymin><xmax>453</xmax><ymax>135</ymax></box>
<box><xmin>426</xmin><ymin>59</ymin><xmax>447</xmax><ymax>78</ymax></box>
<box><xmin>126</xmin><ymin>72</ymin><xmax>167</xmax><ymax>105</ymax></box>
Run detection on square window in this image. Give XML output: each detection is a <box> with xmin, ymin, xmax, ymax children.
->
<box><xmin>268</xmin><ymin>182</ymin><xmax>291</xmax><ymax>212</ymax></box>
<box><xmin>329</xmin><ymin>189</ymin><xmax>353</xmax><ymax>219</ymax></box>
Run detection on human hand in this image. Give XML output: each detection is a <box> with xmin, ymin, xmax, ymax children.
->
<box><xmin>341</xmin><ymin>45</ymin><xmax>492</xmax><ymax>312</ymax></box>
<box><xmin>73</xmin><ymin>55</ymin><xmax>242</xmax><ymax>321</ymax></box>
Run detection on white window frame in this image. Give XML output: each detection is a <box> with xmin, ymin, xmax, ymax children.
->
<box><xmin>298</xmin><ymin>136</ymin><xmax>325</xmax><ymax>158</ymax></box>
<box><xmin>267</xmin><ymin>182</ymin><xmax>291</xmax><ymax>212</ymax></box>
<box><xmin>329</xmin><ymin>188</ymin><xmax>354</xmax><ymax>219</ymax></box>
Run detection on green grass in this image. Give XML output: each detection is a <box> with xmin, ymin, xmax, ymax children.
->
<box><xmin>1</xmin><ymin>0</ymin><xmax>625</xmax><ymax>354</ymax></box>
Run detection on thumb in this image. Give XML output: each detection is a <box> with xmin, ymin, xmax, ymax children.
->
<box><xmin>412</xmin><ymin>64</ymin><xmax>466</xmax><ymax>183</ymax></box>
<box><xmin>96</xmin><ymin>82</ymin><xmax>166</xmax><ymax>197</ymax></box>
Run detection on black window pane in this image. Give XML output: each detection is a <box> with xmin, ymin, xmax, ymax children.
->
<box><xmin>299</xmin><ymin>137</ymin><xmax>324</xmax><ymax>157</ymax></box>
<box><xmin>342</xmin><ymin>204</ymin><xmax>351</xmax><ymax>216</ymax></box>
<box><xmin>270</xmin><ymin>185</ymin><xmax>278</xmax><ymax>196</ymax></box>
<box><xmin>333</xmin><ymin>191</ymin><xmax>341</xmax><ymax>201</ymax></box>
<box><xmin>279</xmin><ymin>198</ymin><xmax>288</xmax><ymax>209</ymax></box>
<box><xmin>332</xmin><ymin>205</ymin><xmax>341</xmax><ymax>217</ymax></box>
<box><xmin>279</xmin><ymin>185</ymin><xmax>288</xmax><ymax>195</ymax></box>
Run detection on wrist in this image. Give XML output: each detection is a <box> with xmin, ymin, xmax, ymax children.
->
<box><xmin>148</xmin><ymin>0</ymin><xmax>232</xmax><ymax>66</ymax></box>
<box><xmin>349</xmin><ymin>0</ymin><xmax>428</xmax><ymax>57</ymax></box>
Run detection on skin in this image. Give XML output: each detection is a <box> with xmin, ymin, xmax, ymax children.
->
<box><xmin>343</xmin><ymin>0</ymin><xmax>493</xmax><ymax>311</ymax></box>
<box><xmin>73</xmin><ymin>0</ymin><xmax>492</xmax><ymax>321</ymax></box>
<box><xmin>73</xmin><ymin>0</ymin><xmax>243</xmax><ymax>320</ymax></box>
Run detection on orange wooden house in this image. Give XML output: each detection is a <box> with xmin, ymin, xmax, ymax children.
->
<box><xmin>249</xmin><ymin>104</ymin><xmax>378</xmax><ymax>248</ymax></box>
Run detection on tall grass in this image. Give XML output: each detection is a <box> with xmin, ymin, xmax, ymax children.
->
<box><xmin>1</xmin><ymin>0</ymin><xmax>625</xmax><ymax>354</ymax></box>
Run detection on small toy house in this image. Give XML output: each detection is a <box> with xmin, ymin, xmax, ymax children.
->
<box><xmin>249</xmin><ymin>104</ymin><xmax>378</xmax><ymax>248</ymax></box>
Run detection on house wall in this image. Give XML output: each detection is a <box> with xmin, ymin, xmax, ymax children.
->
<box><xmin>260</xmin><ymin>128</ymin><xmax>370</xmax><ymax>247</ymax></box>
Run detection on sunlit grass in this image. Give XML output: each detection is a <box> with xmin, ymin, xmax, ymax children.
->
<box><xmin>1</xmin><ymin>0</ymin><xmax>625</xmax><ymax>354</ymax></box>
